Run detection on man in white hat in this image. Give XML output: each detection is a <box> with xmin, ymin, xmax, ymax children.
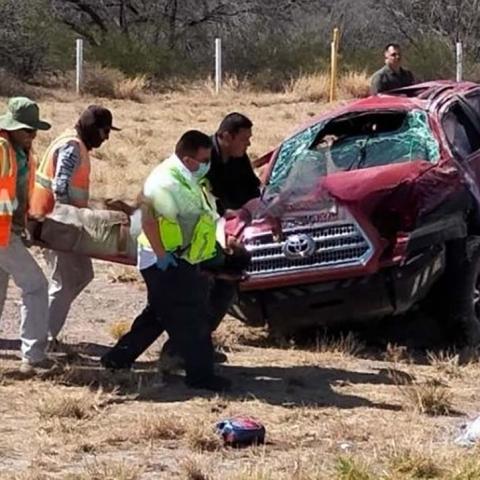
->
<box><xmin>0</xmin><ymin>97</ymin><xmax>53</xmax><ymax>373</ymax></box>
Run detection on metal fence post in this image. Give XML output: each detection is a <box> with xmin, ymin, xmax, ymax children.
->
<box><xmin>215</xmin><ymin>38</ymin><xmax>222</xmax><ymax>94</ymax></box>
<box><xmin>329</xmin><ymin>28</ymin><xmax>340</xmax><ymax>102</ymax></box>
<box><xmin>76</xmin><ymin>38</ymin><xmax>84</xmax><ymax>95</ymax></box>
<box><xmin>456</xmin><ymin>41</ymin><xmax>463</xmax><ymax>82</ymax></box>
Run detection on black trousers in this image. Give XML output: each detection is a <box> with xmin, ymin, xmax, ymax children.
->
<box><xmin>102</xmin><ymin>265</ymin><xmax>236</xmax><ymax>370</ymax></box>
<box><xmin>138</xmin><ymin>261</ymin><xmax>214</xmax><ymax>384</ymax></box>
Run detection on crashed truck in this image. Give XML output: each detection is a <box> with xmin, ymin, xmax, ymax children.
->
<box><xmin>34</xmin><ymin>81</ymin><xmax>480</xmax><ymax>345</ymax></box>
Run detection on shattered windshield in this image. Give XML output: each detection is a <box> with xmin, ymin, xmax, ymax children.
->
<box><xmin>266</xmin><ymin>110</ymin><xmax>440</xmax><ymax>196</ymax></box>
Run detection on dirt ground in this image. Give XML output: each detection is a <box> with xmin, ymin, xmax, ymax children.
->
<box><xmin>1</xmin><ymin>260</ymin><xmax>480</xmax><ymax>480</ymax></box>
<box><xmin>2</xmin><ymin>91</ymin><xmax>480</xmax><ymax>479</ymax></box>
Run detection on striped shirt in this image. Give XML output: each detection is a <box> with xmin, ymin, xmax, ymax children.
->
<box><xmin>52</xmin><ymin>141</ymin><xmax>81</xmax><ymax>204</ymax></box>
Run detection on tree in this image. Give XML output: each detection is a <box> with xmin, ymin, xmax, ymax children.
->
<box><xmin>379</xmin><ymin>0</ymin><xmax>480</xmax><ymax>55</ymax></box>
<box><xmin>0</xmin><ymin>0</ymin><xmax>50</xmax><ymax>79</ymax></box>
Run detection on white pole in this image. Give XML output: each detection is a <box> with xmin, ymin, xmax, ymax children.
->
<box><xmin>76</xmin><ymin>38</ymin><xmax>84</xmax><ymax>95</ymax></box>
<box><xmin>456</xmin><ymin>41</ymin><xmax>463</xmax><ymax>82</ymax></box>
<box><xmin>215</xmin><ymin>38</ymin><xmax>222</xmax><ymax>94</ymax></box>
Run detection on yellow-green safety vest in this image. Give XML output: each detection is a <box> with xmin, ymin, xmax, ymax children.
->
<box><xmin>138</xmin><ymin>162</ymin><xmax>218</xmax><ymax>264</ymax></box>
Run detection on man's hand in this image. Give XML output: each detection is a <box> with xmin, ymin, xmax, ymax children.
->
<box><xmin>224</xmin><ymin>207</ymin><xmax>252</xmax><ymax>224</ymax></box>
<box><xmin>266</xmin><ymin>215</ymin><xmax>283</xmax><ymax>242</ymax></box>
<box><xmin>155</xmin><ymin>253</ymin><xmax>177</xmax><ymax>271</ymax></box>
<box><xmin>104</xmin><ymin>198</ymin><xmax>136</xmax><ymax>216</ymax></box>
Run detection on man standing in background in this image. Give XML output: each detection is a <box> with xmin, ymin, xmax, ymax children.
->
<box><xmin>370</xmin><ymin>43</ymin><xmax>415</xmax><ymax>94</ymax></box>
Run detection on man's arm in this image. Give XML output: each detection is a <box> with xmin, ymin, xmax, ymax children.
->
<box><xmin>139</xmin><ymin>195</ymin><xmax>167</xmax><ymax>259</ymax></box>
<box><xmin>0</xmin><ymin>139</ymin><xmax>11</xmax><ymax>178</ymax></box>
<box><xmin>370</xmin><ymin>72</ymin><xmax>383</xmax><ymax>95</ymax></box>
<box><xmin>52</xmin><ymin>142</ymin><xmax>81</xmax><ymax>204</ymax></box>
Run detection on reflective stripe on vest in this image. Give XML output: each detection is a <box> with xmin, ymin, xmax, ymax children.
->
<box><xmin>137</xmin><ymin>163</ymin><xmax>218</xmax><ymax>264</ymax></box>
<box><xmin>0</xmin><ymin>131</ymin><xmax>35</xmax><ymax>247</ymax></box>
<box><xmin>137</xmin><ymin>212</ymin><xmax>217</xmax><ymax>264</ymax></box>
<box><xmin>30</xmin><ymin>130</ymin><xmax>90</xmax><ymax>217</ymax></box>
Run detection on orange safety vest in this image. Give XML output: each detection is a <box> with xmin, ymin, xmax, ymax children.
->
<box><xmin>0</xmin><ymin>130</ymin><xmax>36</xmax><ymax>247</ymax></box>
<box><xmin>29</xmin><ymin>129</ymin><xmax>90</xmax><ymax>218</ymax></box>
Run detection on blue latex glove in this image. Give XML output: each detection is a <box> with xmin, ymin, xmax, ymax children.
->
<box><xmin>155</xmin><ymin>253</ymin><xmax>178</xmax><ymax>271</ymax></box>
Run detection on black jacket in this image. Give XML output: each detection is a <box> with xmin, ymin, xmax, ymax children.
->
<box><xmin>206</xmin><ymin>135</ymin><xmax>260</xmax><ymax>215</ymax></box>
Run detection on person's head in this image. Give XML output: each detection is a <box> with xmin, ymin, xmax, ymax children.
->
<box><xmin>384</xmin><ymin>43</ymin><xmax>402</xmax><ymax>71</ymax></box>
<box><xmin>216</xmin><ymin>112</ymin><xmax>253</xmax><ymax>158</ymax></box>
<box><xmin>75</xmin><ymin>105</ymin><xmax>120</xmax><ymax>150</ymax></box>
<box><xmin>0</xmin><ymin>97</ymin><xmax>51</xmax><ymax>150</ymax></box>
<box><xmin>175</xmin><ymin>130</ymin><xmax>212</xmax><ymax>177</ymax></box>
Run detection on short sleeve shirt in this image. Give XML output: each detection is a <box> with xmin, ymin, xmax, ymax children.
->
<box><xmin>370</xmin><ymin>65</ymin><xmax>415</xmax><ymax>94</ymax></box>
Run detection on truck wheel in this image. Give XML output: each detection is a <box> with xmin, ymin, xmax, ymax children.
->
<box><xmin>442</xmin><ymin>237</ymin><xmax>480</xmax><ymax>346</ymax></box>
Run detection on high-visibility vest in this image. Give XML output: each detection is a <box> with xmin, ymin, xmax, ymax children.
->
<box><xmin>137</xmin><ymin>160</ymin><xmax>218</xmax><ymax>264</ymax></box>
<box><xmin>0</xmin><ymin>130</ymin><xmax>36</xmax><ymax>247</ymax></box>
<box><xmin>29</xmin><ymin>129</ymin><xmax>90</xmax><ymax>217</ymax></box>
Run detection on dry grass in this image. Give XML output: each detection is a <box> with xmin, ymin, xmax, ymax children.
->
<box><xmin>82</xmin><ymin>64</ymin><xmax>146</xmax><ymax>101</ymax></box>
<box><xmin>2</xmin><ymin>88</ymin><xmax>480</xmax><ymax>479</ymax></box>
<box><xmin>390</xmin><ymin>370</ymin><xmax>454</xmax><ymax>416</ymax></box>
<box><xmin>334</xmin><ymin>457</ymin><xmax>374</xmax><ymax>480</ymax></box>
<box><xmin>315</xmin><ymin>332</ymin><xmax>364</xmax><ymax>357</ymax></box>
<box><xmin>107</xmin><ymin>266</ymin><xmax>140</xmax><ymax>283</ymax></box>
<box><xmin>182</xmin><ymin>457</ymin><xmax>212</xmax><ymax>480</ymax></box>
<box><xmin>65</xmin><ymin>460</ymin><xmax>143</xmax><ymax>480</ymax></box>
<box><xmin>451</xmin><ymin>457</ymin><xmax>480</xmax><ymax>479</ymax></box>
<box><xmin>186</xmin><ymin>424</ymin><xmax>223</xmax><ymax>452</ymax></box>
<box><xmin>0</xmin><ymin>69</ymin><xmax>37</xmax><ymax>98</ymax></box>
<box><xmin>427</xmin><ymin>350</ymin><xmax>462</xmax><ymax>378</ymax></box>
<box><xmin>389</xmin><ymin>450</ymin><xmax>444</xmax><ymax>479</ymax></box>
<box><xmin>339</xmin><ymin>71</ymin><xmax>370</xmax><ymax>99</ymax></box>
<box><xmin>384</xmin><ymin>343</ymin><xmax>410</xmax><ymax>364</ymax></box>
<box><xmin>36</xmin><ymin>387</ymin><xmax>104</xmax><ymax>420</ymax></box>
<box><xmin>285</xmin><ymin>73</ymin><xmax>330</xmax><ymax>102</ymax></box>
<box><xmin>114</xmin><ymin>75</ymin><xmax>148</xmax><ymax>101</ymax></box>
<box><xmin>136</xmin><ymin>413</ymin><xmax>187</xmax><ymax>441</ymax></box>
<box><xmin>284</xmin><ymin>71</ymin><xmax>369</xmax><ymax>103</ymax></box>
<box><xmin>108</xmin><ymin>320</ymin><xmax>132</xmax><ymax>341</ymax></box>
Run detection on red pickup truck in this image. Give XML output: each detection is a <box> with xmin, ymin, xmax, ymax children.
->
<box><xmin>228</xmin><ymin>81</ymin><xmax>480</xmax><ymax>346</ymax></box>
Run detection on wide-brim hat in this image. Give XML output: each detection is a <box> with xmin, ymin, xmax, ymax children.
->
<box><xmin>0</xmin><ymin>97</ymin><xmax>51</xmax><ymax>131</ymax></box>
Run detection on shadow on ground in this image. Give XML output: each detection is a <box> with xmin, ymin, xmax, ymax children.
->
<box><xmin>0</xmin><ymin>345</ymin><xmax>404</xmax><ymax>412</ymax></box>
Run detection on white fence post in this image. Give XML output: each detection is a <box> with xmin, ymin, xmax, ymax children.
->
<box><xmin>76</xmin><ymin>38</ymin><xmax>84</xmax><ymax>95</ymax></box>
<box><xmin>456</xmin><ymin>41</ymin><xmax>463</xmax><ymax>82</ymax></box>
<box><xmin>215</xmin><ymin>38</ymin><xmax>222</xmax><ymax>94</ymax></box>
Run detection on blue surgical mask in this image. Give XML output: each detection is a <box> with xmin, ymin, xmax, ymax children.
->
<box><xmin>193</xmin><ymin>161</ymin><xmax>210</xmax><ymax>179</ymax></box>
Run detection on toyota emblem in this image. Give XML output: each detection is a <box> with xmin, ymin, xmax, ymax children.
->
<box><xmin>282</xmin><ymin>234</ymin><xmax>316</xmax><ymax>260</ymax></box>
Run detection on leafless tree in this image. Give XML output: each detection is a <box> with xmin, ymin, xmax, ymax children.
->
<box><xmin>379</xmin><ymin>0</ymin><xmax>480</xmax><ymax>55</ymax></box>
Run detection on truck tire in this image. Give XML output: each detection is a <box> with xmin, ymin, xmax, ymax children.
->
<box><xmin>441</xmin><ymin>236</ymin><xmax>480</xmax><ymax>346</ymax></box>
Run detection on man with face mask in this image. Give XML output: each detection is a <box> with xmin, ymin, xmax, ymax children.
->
<box><xmin>133</xmin><ymin>129</ymin><xmax>230</xmax><ymax>391</ymax></box>
<box><xmin>101</xmin><ymin>115</ymin><xmax>259</xmax><ymax>372</ymax></box>
<box><xmin>29</xmin><ymin>105</ymin><xmax>120</xmax><ymax>346</ymax></box>
<box><xmin>0</xmin><ymin>97</ymin><xmax>53</xmax><ymax>373</ymax></box>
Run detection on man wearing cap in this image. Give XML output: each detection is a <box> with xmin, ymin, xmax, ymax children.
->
<box><xmin>0</xmin><ymin>97</ymin><xmax>53</xmax><ymax>372</ymax></box>
<box><xmin>30</xmin><ymin>105</ymin><xmax>120</xmax><ymax>344</ymax></box>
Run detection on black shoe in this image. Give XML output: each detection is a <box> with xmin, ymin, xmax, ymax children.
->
<box><xmin>100</xmin><ymin>354</ymin><xmax>132</xmax><ymax>371</ymax></box>
<box><xmin>159</xmin><ymin>349</ymin><xmax>185</xmax><ymax>373</ymax></box>
<box><xmin>213</xmin><ymin>349</ymin><xmax>228</xmax><ymax>364</ymax></box>
<box><xmin>186</xmin><ymin>375</ymin><xmax>232</xmax><ymax>392</ymax></box>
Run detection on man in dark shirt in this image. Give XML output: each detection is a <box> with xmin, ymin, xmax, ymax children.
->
<box><xmin>101</xmin><ymin>113</ymin><xmax>261</xmax><ymax>370</ymax></box>
<box><xmin>370</xmin><ymin>43</ymin><xmax>415</xmax><ymax>94</ymax></box>
<box><xmin>207</xmin><ymin>113</ymin><xmax>260</xmax><ymax>215</ymax></box>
